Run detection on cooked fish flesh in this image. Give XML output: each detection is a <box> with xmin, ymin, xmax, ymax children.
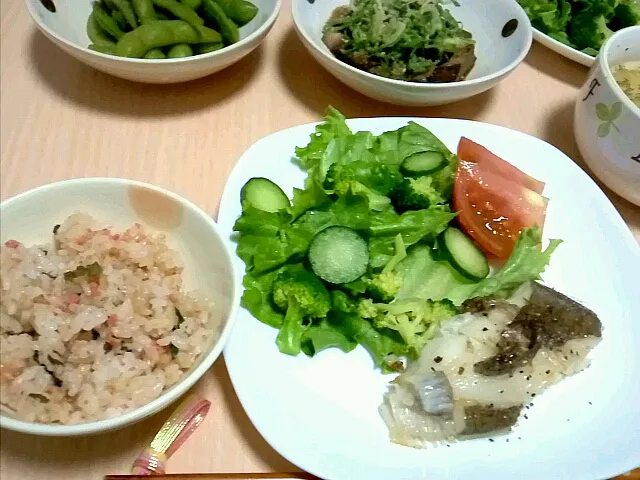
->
<box><xmin>379</xmin><ymin>282</ymin><xmax>603</xmax><ymax>447</ymax></box>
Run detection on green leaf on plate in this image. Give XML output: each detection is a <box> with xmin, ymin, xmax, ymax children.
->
<box><xmin>595</xmin><ymin>103</ymin><xmax>610</xmax><ymax>121</ymax></box>
<box><xmin>610</xmin><ymin>102</ymin><xmax>622</xmax><ymax>121</ymax></box>
<box><xmin>597</xmin><ymin>122</ymin><xmax>611</xmax><ymax>138</ymax></box>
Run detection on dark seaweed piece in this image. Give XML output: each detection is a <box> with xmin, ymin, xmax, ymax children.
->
<box><xmin>91</xmin><ymin>329</ymin><xmax>100</xmax><ymax>340</ymax></box>
<box><xmin>474</xmin><ymin>283</ymin><xmax>602</xmax><ymax>377</ymax></box>
<box><xmin>175</xmin><ymin>308</ymin><xmax>185</xmax><ymax>326</ymax></box>
<box><xmin>461</xmin><ymin>405</ymin><xmax>522</xmax><ymax>435</ymax></box>
<box><xmin>42</xmin><ymin>360</ymin><xmax>63</xmax><ymax>387</ymax></box>
<box><xmin>47</xmin><ymin>354</ymin><xmax>63</xmax><ymax>365</ymax></box>
<box><xmin>53</xmin><ymin>224</ymin><xmax>61</xmax><ymax>235</ymax></box>
<box><xmin>28</xmin><ymin>393</ymin><xmax>50</xmax><ymax>403</ymax></box>
<box><xmin>170</xmin><ymin>345</ymin><xmax>179</xmax><ymax>358</ymax></box>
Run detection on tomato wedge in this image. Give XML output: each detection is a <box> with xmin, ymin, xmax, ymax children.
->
<box><xmin>457</xmin><ymin>137</ymin><xmax>546</xmax><ymax>194</ymax></box>
<box><xmin>453</xmin><ymin>161</ymin><xmax>548</xmax><ymax>259</ymax></box>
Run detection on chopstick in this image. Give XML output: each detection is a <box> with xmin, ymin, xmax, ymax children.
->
<box><xmin>105</xmin><ymin>469</ymin><xmax>640</xmax><ymax>480</ymax></box>
<box><xmin>105</xmin><ymin>474</ymin><xmax>321</xmax><ymax>479</ymax></box>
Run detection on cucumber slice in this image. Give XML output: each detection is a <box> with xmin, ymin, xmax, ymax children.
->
<box><xmin>308</xmin><ymin>227</ymin><xmax>369</xmax><ymax>284</ymax></box>
<box><xmin>400</xmin><ymin>151</ymin><xmax>446</xmax><ymax>176</ymax></box>
<box><xmin>240</xmin><ymin>177</ymin><xmax>291</xmax><ymax>212</ymax></box>
<box><xmin>438</xmin><ymin>227</ymin><xmax>489</xmax><ymax>281</ymax></box>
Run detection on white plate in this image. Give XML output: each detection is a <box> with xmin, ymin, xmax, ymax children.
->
<box><xmin>533</xmin><ymin>28</ymin><xmax>595</xmax><ymax>67</ymax></box>
<box><xmin>218</xmin><ymin>118</ymin><xmax>640</xmax><ymax>480</ymax></box>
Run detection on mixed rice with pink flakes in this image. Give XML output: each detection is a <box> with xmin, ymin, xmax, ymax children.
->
<box><xmin>0</xmin><ymin>213</ymin><xmax>216</xmax><ymax>425</ymax></box>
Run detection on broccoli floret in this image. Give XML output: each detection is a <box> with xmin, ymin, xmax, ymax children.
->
<box><xmin>372</xmin><ymin>299</ymin><xmax>457</xmax><ymax>357</ymax></box>
<box><xmin>365</xmin><ymin>271</ymin><xmax>403</xmax><ymax>303</ymax></box>
<box><xmin>357</xmin><ymin>298</ymin><xmax>379</xmax><ymax>319</ymax></box>
<box><xmin>610</xmin><ymin>0</ymin><xmax>640</xmax><ymax>30</ymax></box>
<box><xmin>324</xmin><ymin>161</ymin><xmax>403</xmax><ymax>211</ymax></box>
<box><xmin>568</xmin><ymin>1</ymin><xmax>616</xmax><ymax>51</ymax></box>
<box><xmin>390</xmin><ymin>176</ymin><xmax>446</xmax><ymax>213</ymax></box>
<box><xmin>272</xmin><ymin>269</ymin><xmax>331</xmax><ymax>355</ymax></box>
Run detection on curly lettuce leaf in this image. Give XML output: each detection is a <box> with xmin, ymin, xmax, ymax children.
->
<box><xmin>395</xmin><ymin>244</ymin><xmax>477</xmax><ymax>304</ymax></box>
<box><xmin>294</xmin><ymin>106</ymin><xmax>351</xmax><ymax>172</ymax></box>
<box><xmin>241</xmin><ymin>269</ymin><xmax>285</xmax><ymax>328</ymax></box>
<box><xmin>395</xmin><ymin>226</ymin><xmax>561</xmax><ymax>305</ymax></box>
<box><xmin>301</xmin><ymin>318</ymin><xmax>358</xmax><ymax>356</ymax></box>
<box><xmin>235</xmin><ymin>192</ymin><xmax>372</xmax><ymax>274</ymax></box>
<box><xmin>519</xmin><ymin>0</ymin><xmax>573</xmax><ymax>44</ymax></box>
<box><xmin>288</xmin><ymin>179</ymin><xmax>330</xmax><ymax>219</ymax></box>
<box><xmin>368</xmin><ymin>206</ymin><xmax>457</xmax><ymax>268</ymax></box>
<box><xmin>471</xmin><ymin>226</ymin><xmax>562</xmax><ymax>299</ymax></box>
<box><xmin>234</xmin><ymin>206</ymin><xmax>293</xmax><ymax>272</ymax></box>
<box><xmin>395</xmin><ymin>122</ymin><xmax>459</xmax><ymax>198</ymax></box>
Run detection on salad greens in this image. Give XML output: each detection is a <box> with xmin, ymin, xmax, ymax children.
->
<box><xmin>517</xmin><ymin>0</ymin><xmax>640</xmax><ymax>55</ymax></box>
<box><xmin>322</xmin><ymin>0</ymin><xmax>477</xmax><ymax>82</ymax></box>
<box><xmin>234</xmin><ymin>107</ymin><xmax>561</xmax><ymax>372</ymax></box>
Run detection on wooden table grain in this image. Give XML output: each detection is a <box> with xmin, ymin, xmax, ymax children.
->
<box><xmin>1</xmin><ymin>1</ymin><xmax>639</xmax><ymax>479</ymax></box>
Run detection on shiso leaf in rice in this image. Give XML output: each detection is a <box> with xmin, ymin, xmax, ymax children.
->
<box><xmin>63</xmin><ymin>262</ymin><xmax>103</xmax><ymax>281</ymax></box>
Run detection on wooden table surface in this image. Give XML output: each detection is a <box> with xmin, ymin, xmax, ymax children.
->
<box><xmin>1</xmin><ymin>1</ymin><xmax>639</xmax><ymax>479</ymax></box>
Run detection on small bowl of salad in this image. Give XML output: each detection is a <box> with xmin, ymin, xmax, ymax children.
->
<box><xmin>574</xmin><ymin>25</ymin><xmax>640</xmax><ymax>206</ymax></box>
<box><xmin>291</xmin><ymin>0</ymin><xmax>533</xmax><ymax>106</ymax></box>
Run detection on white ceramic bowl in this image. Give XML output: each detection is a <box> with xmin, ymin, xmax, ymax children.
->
<box><xmin>574</xmin><ymin>26</ymin><xmax>640</xmax><ymax>206</ymax></box>
<box><xmin>24</xmin><ymin>0</ymin><xmax>280</xmax><ymax>84</ymax></box>
<box><xmin>291</xmin><ymin>0</ymin><xmax>533</xmax><ymax>106</ymax></box>
<box><xmin>532</xmin><ymin>28</ymin><xmax>594</xmax><ymax>67</ymax></box>
<box><xmin>0</xmin><ymin>178</ymin><xmax>240</xmax><ymax>436</ymax></box>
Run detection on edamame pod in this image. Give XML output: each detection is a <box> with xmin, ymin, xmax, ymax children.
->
<box><xmin>156</xmin><ymin>12</ymin><xmax>169</xmax><ymax>20</ymax></box>
<box><xmin>151</xmin><ymin>0</ymin><xmax>204</xmax><ymax>29</ymax></box>
<box><xmin>167</xmin><ymin>43</ymin><xmax>194</xmax><ymax>57</ymax></box>
<box><xmin>112</xmin><ymin>10</ymin><xmax>128</xmax><ymax>30</ymax></box>
<box><xmin>89</xmin><ymin>43</ymin><xmax>117</xmax><ymax>54</ymax></box>
<box><xmin>144</xmin><ymin>48</ymin><xmax>166</xmax><ymax>58</ymax></box>
<box><xmin>202</xmin><ymin>0</ymin><xmax>239</xmax><ymax>45</ymax></box>
<box><xmin>195</xmin><ymin>41</ymin><xmax>223</xmax><ymax>54</ymax></box>
<box><xmin>192</xmin><ymin>24</ymin><xmax>223</xmax><ymax>42</ymax></box>
<box><xmin>132</xmin><ymin>0</ymin><xmax>157</xmax><ymax>24</ymax></box>
<box><xmin>87</xmin><ymin>11</ymin><xmax>116</xmax><ymax>46</ymax></box>
<box><xmin>111</xmin><ymin>0</ymin><xmax>139</xmax><ymax>28</ymax></box>
<box><xmin>181</xmin><ymin>0</ymin><xmax>202</xmax><ymax>8</ymax></box>
<box><xmin>211</xmin><ymin>0</ymin><xmax>257</xmax><ymax>26</ymax></box>
<box><xmin>93</xmin><ymin>2</ymin><xmax>126</xmax><ymax>39</ymax></box>
<box><xmin>114</xmin><ymin>20</ymin><xmax>221</xmax><ymax>57</ymax></box>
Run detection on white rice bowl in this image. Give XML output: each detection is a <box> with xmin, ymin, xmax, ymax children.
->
<box><xmin>0</xmin><ymin>179</ymin><xmax>239</xmax><ymax>436</ymax></box>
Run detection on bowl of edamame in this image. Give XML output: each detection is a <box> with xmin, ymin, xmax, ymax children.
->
<box><xmin>25</xmin><ymin>0</ymin><xmax>281</xmax><ymax>83</ymax></box>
